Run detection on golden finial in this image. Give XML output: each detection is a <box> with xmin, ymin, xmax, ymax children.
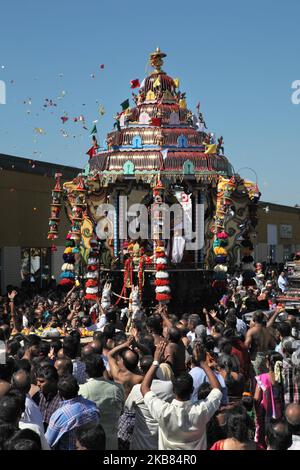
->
<box><xmin>149</xmin><ymin>47</ymin><xmax>167</xmax><ymax>74</ymax></box>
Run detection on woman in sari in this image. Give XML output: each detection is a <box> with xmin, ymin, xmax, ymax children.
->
<box><xmin>254</xmin><ymin>351</ymin><xmax>284</xmax><ymax>448</ymax></box>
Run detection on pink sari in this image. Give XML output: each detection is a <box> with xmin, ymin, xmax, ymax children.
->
<box><xmin>255</xmin><ymin>373</ymin><xmax>283</xmax><ymax>447</ymax></box>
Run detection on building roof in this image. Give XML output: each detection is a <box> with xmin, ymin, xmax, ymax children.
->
<box><xmin>0</xmin><ymin>153</ymin><xmax>81</xmax><ymax>179</ymax></box>
<box><xmin>259</xmin><ymin>200</ymin><xmax>300</xmax><ymax>214</ymax></box>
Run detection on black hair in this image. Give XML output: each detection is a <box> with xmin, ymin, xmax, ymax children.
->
<box><xmin>0</xmin><ymin>357</ymin><xmax>16</xmax><ymax>382</ymax></box>
<box><xmin>0</xmin><ymin>423</ymin><xmax>16</xmax><ymax>450</ymax></box>
<box><xmin>218</xmin><ymin>339</ymin><xmax>232</xmax><ymax>355</ymax></box>
<box><xmin>266</xmin><ymin>418</ymin><xmax>293</xmax><ymax>450</ymax></box>
<box><xmin>15</xmin><ymin>358</ymin><xmax>31</xmax><ymax>373</ymax></box>
<box><xmin>252</xmin><ymin>311</ymin><xmax>265</xmax><ymax>325</ymax></box>
<box><xmin>172</xmin><ymin>372</ymin><xmax>194</xmax><ymax>400</ymax></box>
<box><xmin>140</xmin><ymin>355</ymin><xmax>154</xmax><ymax>375</ymax></box>
<box><xmin>168</xmin><ymin>327</ymin><xmax>181</xmax><ymax>344</ymax></box>
<box><xmin>7</xmin><ymin>339</ymin><xmax>21</xmax><ymax>357</ymax></box>
<box><xmin>119</xmin><ymin>348</ymin><xmax>139</xmax><ymax>373</ymax></box>
<box><xmin>267</xmin><ymin>351</ymin><xmax>283</xmax><ymax>372</ymax></box>
<box><xmin>36</xmin><ymin>364</ymin><xmax>59</xmax><ymax>382</ymax></box>
<box><xmin>198</xmin><ymin>382</ymin><xmax>212</xmax><ymax>400</ymax></box>
<box><xmin>241</xmin><ymin>395</ymin><xmax>254</xmax><ymax>413</ymax></box>
<box><xmin>0</xmin><ymin>395</ymin><xmax>23</xmax><ymax>425</ymax></box>
<box><xmin>39</xmin><ymin>341</ymin><xmax>50</xmax><ymax>357</ymax></box>
<box><xmin>69</xmin><ymin>330</ymin><xmax>81</xmax><ymax>345</ymax></box>
<box><xmin>63</xmin><ymin>336</ymin><xmax>78</xmax><ymax>359</ymax></box>
<box><xmin>226</xmin><ymin>405</ymin><xmax>249</xmax><ymax>443</ymax></box>
<box><xmin>4</xmin><ymin>438</ymin><xmax>40</xmax><ymax>450</ymax></box>
<box><xmin>83</xmin><ymin>354</ymin><xmax>105</xmax><ymax>378</ymax></box>
<box><xmin>146</xmin><ymin>315</ymin><xmax>163</xmax><ymax>336</ymax></box>
<box><xmin>75</xmin><ymin>422</ymin><xmax>106</xmax><ymax>450</ymax></box>
<box><xmin>103</xmin><ymin>324</ymin><xmax>116</xmax><ymax>340</ymax></box>
<box><xmin>23</xmin><ymin>334</ymin><xmax>41</xmax><ymax>350</ymax></box>
<box><xmin>4</xmin><ymin>428</ymin><xmax>41</xmax><ymax>450</ymax></box>
<box><xmin>50</xmin><ymin>339</ymin><xmax>62</xmax><ymax>354</ymax></box>
<box><xmin>276</xmin><ymin>322</ymin><xmax>292</xmax><ymax>338</ymax></box>
<box><xmin>226</xmin><ymin>312</ymin><xmax>237</xmax><ymax>329</ymax></box>
<box><xmin>58</xmin><ymin>375</ymin><xmax>79</xmax><ymax>400</ymax></box>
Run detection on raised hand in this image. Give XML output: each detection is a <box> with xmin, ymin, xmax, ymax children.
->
<box><xmin>154</xmin><ymin>340</ymin><xmax>167</xmax><ymax>363</ymax></box>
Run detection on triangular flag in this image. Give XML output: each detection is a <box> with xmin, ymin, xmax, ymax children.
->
<box><xmin>90</xmin><ymin>124</ymin><xmax>97</xmax><ymax>135</ymax></box>
<box><xmin>130</xmin><ymin>79</ymin><xmax>140</xmax><ymax>89</ymax></box>
<box><xmin>153</xmin><ymin>77</ymin><xmax>161</xmax><ymax>88</ymax></box>
<box><xmin>161</xmin><ymin>149</ymin><xmax>168</xmax><ymax>160</ymax></box>
<box><xmin>86</xmin><ymin>146</ymin><xmax>97</xmax><ymax>158</ymax></box>
<box><xmin>120</xmin><ymin>99</ymin><xmax>130</xmax><ymax>110</ymax></box>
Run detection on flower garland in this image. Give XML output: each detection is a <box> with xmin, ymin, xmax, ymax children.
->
<box><xmin>212</xmin><ymin>176</ymin><xmax>235</xmax><ymax>290</ymax></box>
<box><xmin>155</xmin><ymin>244</ymin><xmax>171</xmax><ymax>303</ymax></box>
<box><xmin>84</xmin><ymin>237</ymin><xmax>100</xmax><ymax>301</ymax></box>
<box><xmin>47</xmin><ymin>173</ymin><xmax>62</xmax><ymax>240</ymax></box>
<box><xmin>58</xmin><ymin>234</ymin><xmax>76</xmax><ymax>289</ymax></box>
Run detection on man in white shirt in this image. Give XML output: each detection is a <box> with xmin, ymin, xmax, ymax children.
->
<box><xmin>125</xmin><ymin>356</ymin><xmax>174</xmax><ymax>450</ymax></box>
<box><xmin>186</xmin><ymin>314</ymin><xmax>201</xmax><ymax>344</ymax></box>
<box><xmin>11</xmin><ymin>370</ymin><xmax>44</xmax><ymax>432</ymax></box>
<box><xmin>278</xmin><ymin>271</ymin><xmax>288</xmax><ymax>293</ymax></box>
<box><xmin>141</xmin><ymin>342</ymin><xmax>223</xmax><ymax>450</ymax></box>
<box><xmin>286</xmin><ymin>403</ymin><xmax>300</xmax><ymax>450</ymax></box>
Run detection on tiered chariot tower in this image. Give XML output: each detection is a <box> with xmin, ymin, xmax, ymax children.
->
<box><xmin>48</xmin><ymin>48</ymin><xmax>260</xmax><ymax>312</ymax></box>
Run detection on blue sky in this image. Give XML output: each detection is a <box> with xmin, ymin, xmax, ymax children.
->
<box><xmin>0</xmin><ymin>0</ymin><xmax>299</xmax><ymax>205</ymax></box>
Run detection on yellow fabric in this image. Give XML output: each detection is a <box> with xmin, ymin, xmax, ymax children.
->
<box><xmin>204</xmin><ymin>144</ymin><xmax>217</xmax><ymax>154</ymax></box>
<box><xmin>179</xmin><ymin>98</ymin><xmax>186</xmax><ymax>109</ymax></box>
<box><xmin>173</xmin><ymin>78</ymin><xmax>180</xmax><ymax>88</ymax></box>
<box><xmin>214</xmin><ymin>247</ymin><xmax>227</xmax><ymax>256</ymax></box>
<box><xmin>146</xmin><ymin>90</ymin><xmax>156</xmax><ymax>101</ymax></box>
<box><xmin>64</xmin><ymin>247</ymin><xmax>73</xmax><ymax>254</ymax></box>
<box><xmin>153</xmin><ymin>77</ymin><xmax>161</xmax><ymax>88</ymax></box>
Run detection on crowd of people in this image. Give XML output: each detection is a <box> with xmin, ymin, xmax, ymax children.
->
<box><xmin>0</xmin><ymin>263</ymin><xmax>299</xmax><ymax>451</ymax></box>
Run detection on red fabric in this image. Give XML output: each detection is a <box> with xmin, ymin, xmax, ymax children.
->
<box><xmin>156</xmin><ymin>264</ymin><xmax>167</xmax><ymax>271</ymax></box>
<box><xmin>59</xmin><ymin>279</ymin><xmax>74</xmax><ymax>287</ymax></box>
<box><xmin>210</xmin><ymin>440</ymin><xmax>264</xmax><ymax>450</ymax></box>
<box><xmin>85</xmin><ymin>279</ymin><xmax>98</xmax><ymax>287</ymax></box>
<box><xmin>231</xmin><ymin>340</ymin><xmax>251</xmax><ymax>380</ymax></box>
<box><xmin>85</xmin><ymin>294</ymin><xmax>98</xmax><ymax>301</ymax></box>
<box><xmin>86</xmin><ymin>145</ymin><xmax>98</xmax><ymax>158</ymax></box>
<box><xmin>156</xmin><ymin>293</ymin><xmax>171</xmax><ymax>302</ymax></box>
<box><xmin>155</xmin><ymin>279</ymin><xmax>170</xmax><ymax>286</ymax></box>
<box><xmin>151</xmin><ymin>117</ymin><xmax>162</xmax><ymax>126</ymax></box>
<box><xmin>87</xmin><ymin>265</ymin><xmax>98</xmax><ymax>271</ymax></box>
<box><xmin>130</xmin><ymin>79</ymin><xmax>140</xmax><ymax>88</ymax></box>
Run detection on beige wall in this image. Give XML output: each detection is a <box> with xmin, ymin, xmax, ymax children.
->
<box><xmin>254</xmin><ymin>204</ymin><xmax>300</xmax><ymax>263</ymax></box>
<box><xmin>0</xmin><ymin>169</ymin><xmax>73</xmax><ymax>291</ymax></box>
<box><xmin>256</xmin><ymin>205</ymin><xmax>300</xmax><ymax>245</ymax></box>
<box><xmin>0</xmin><ymin>170</ymin><xmax>70</xmax><ymax>247</ymax></box>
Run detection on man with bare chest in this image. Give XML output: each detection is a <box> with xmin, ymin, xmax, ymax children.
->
<box><xmin>164</xmin><ymin>327</ymin><xmax>186</xmax><ymax>377</ymax></box>
<box><xmin>245</xmin><ymin>311</ymin><xmax>277</xmax><ymax>375</ymax></box>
